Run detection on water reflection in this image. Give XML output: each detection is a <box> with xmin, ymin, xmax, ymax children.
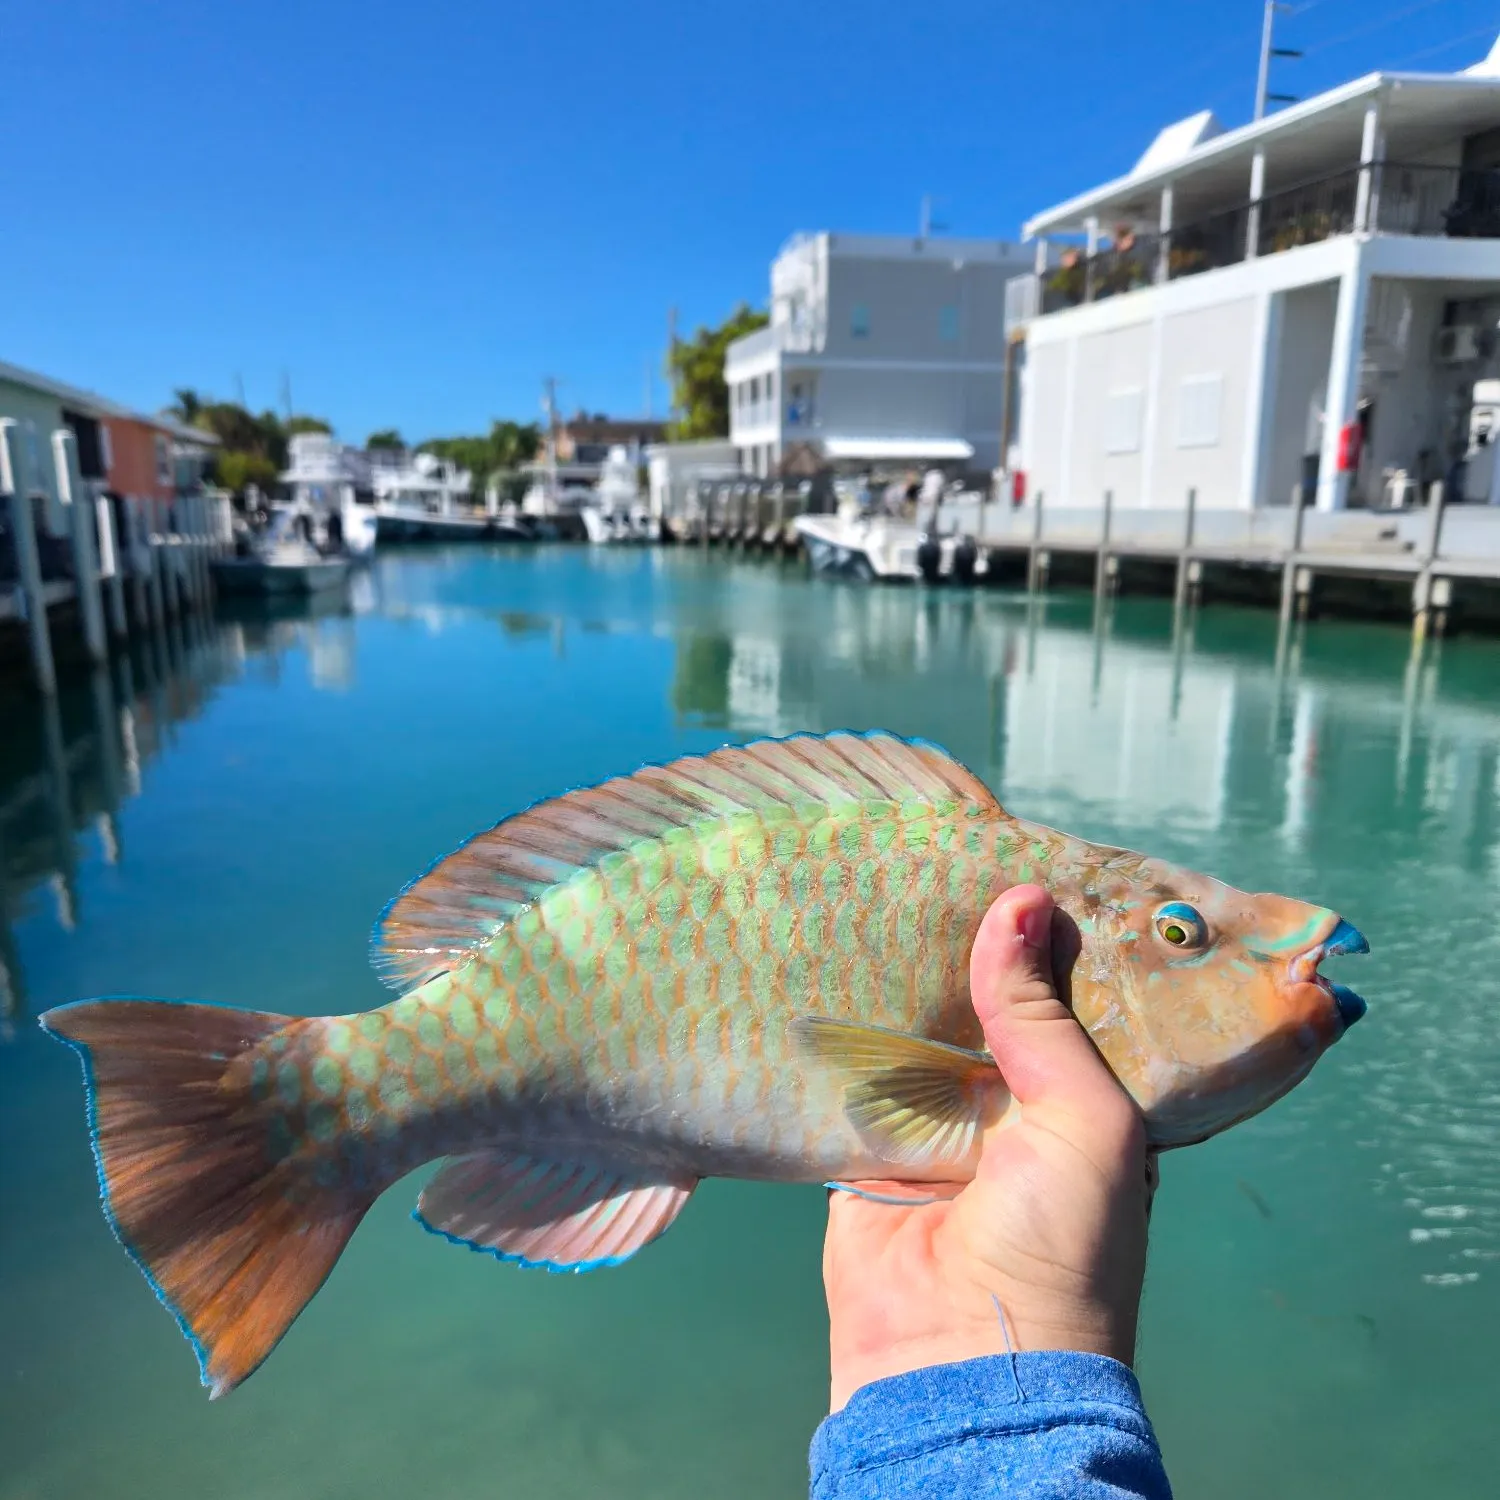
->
<box><xmin>5</xmin><ymin>551</ymin><xmax>1500</xmax><ymax>1298</ymax></box>
<box><xmin>0</xmin><ymin>598</ymin><xmax>366</xmax><ymax>1031</ymax></box>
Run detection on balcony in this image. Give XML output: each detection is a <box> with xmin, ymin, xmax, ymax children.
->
<box><xmin>1007</xmin><ymin>162</ymin><xmax>1500</xmax><ymax>330</ymax></box>
<box><xmin>725</xmin><ymin>318</ymin><xmax>822</xmax><ymax>373</ymax></box>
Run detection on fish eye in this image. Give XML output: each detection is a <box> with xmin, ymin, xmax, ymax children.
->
<box><xmin>1154</xmin><ymin>902</ymin><xmax>1207</xmax><ymax>949</ymax></box>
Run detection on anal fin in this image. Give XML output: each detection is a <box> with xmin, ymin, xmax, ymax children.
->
<box><xmin>791</xmin><ymin>1016</ymin><xmax>1008</xmax><ymax>1171</ymax></box>
<box><xmin>415</xmin><ymin>1150</ymin><xmax>697</xmax><ymax>1272</ymax></box>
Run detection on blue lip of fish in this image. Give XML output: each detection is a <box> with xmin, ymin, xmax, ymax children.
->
<box><xmin>1322</xmin><ymin>919</ymin><xmax>1370</xmax><ymax>958</ymax></box>
<box><xmin>1319</xmin><ymin>921</ymin><xmax>1369</xmax><ymax>1028</ymax></box>
<box><xmin>1330</xmin><ymin>982</ymin><xmax>1367</xmax><ymax>1029</ymax></box>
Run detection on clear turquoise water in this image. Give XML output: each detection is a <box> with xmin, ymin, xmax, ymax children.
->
<box><xmin>2</xmin><ymin>546</ymin><xmax>1498</xmax><ymax>1498</ymax></box>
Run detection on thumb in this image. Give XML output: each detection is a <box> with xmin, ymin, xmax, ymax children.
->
<box><xmin>969</xmin><ymin>884</ymin><xmax>1129</xmax><ymax>1121</ymax></box>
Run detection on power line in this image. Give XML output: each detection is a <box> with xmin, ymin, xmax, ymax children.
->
<box><xmin>1300</xmin><ymin>0</ymin><xmax>1453</xmax><ymax>58</ymax></box>
<box><xmin>1388</xmin><ymin>24</ymin><xmax>1498</xmax><ymax>71</ymax></box>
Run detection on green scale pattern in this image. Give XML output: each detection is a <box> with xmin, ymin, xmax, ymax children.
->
<box><xmin>255</xmin><ymin>799</ymin><xmax>1018</xmax><ymax>1185</ymax></box>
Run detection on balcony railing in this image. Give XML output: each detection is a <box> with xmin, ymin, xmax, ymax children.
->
<box><xmin>1376</xmin><ymin>163</ymin><xmax>1500</xmax><ymax>238</ymax></box>
<box><xmin>1011</xmin><ymin>161</ymin><xmax>1500</xmax><ymax>328</ymax></box>
<box><xmin>726</xmin><ymin>325</ymin><xmax>779</xmax><ymax>364</ymax></box>
<box><xmin>1256</xmin><ymin>167</ymin><xmax>1360</xmax><ymax>254</ymax></box>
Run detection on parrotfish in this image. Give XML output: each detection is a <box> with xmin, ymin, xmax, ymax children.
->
<box><xmin>42</xmin><ymin>731</ymin><xmax>1368</xmax><ymax>1396</ymax></box>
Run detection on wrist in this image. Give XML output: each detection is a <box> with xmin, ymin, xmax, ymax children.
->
<box><xmin>829</xmin><ymin>1300</ymin><xmax>1137</xmax><ymax>1411</ymax></box>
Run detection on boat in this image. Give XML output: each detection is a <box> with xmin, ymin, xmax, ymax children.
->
<box><xmin>373</xmin><ymin>452</ymin><xmax>512</xmax><ymax>541</ymax></box>
<box><xmin>794</xmin><ymin>490</ymin><xmax>989</xmax><ymax>582</ymax></box>
<box><xmin>211</xmin><ymin>547</ymin><xmax>350</xmax><ymax>595</ymax></box>
<box><xmin>211</xmin><ymin>510</ymin><xmax>351</xmax><ymax>591</ymax></box>
<box><xmin>281</xmin><ymin>434</ymin><xmax>378</xmax><ymax>557</ymax></box>
<box><xmin>580</xmin><ymin>446</ymin><xmax>656</xmax><ymax>544</ymax></box>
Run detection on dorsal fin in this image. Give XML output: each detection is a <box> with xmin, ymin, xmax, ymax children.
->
<box><xmin>371</xmin><ymin>730</ymin><xmax>999</xmax><ymax>991</ymax></box>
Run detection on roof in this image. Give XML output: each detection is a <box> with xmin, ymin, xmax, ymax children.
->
<box><xmin>821</xmin><ymin>436</ymin><xmax>974</xmax><ymax>461</ymax></box>
<box><xmin>0</xmin><ymin>357</ymin><xmax>219</xmax><ymax>444</ymax></box>
<box><xmin>1024</xmin><ymin>63</ymin><xmax>1500</xmax><ymax>238</ymax></box>
<box><xmin>779</xmin><ymin>230</ymin><xmax>1028</xmax><ymax>264</ymax></box>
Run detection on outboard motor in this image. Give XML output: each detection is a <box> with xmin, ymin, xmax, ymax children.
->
<box><xmin>916</xmin><ymin>534</ymin><xmax>942</xmax><ymax>583</ymax></box>
<box><xmin>951</xmin><ymin>536</ymin><xmax>978</xmax><ymax>586</ymax></box>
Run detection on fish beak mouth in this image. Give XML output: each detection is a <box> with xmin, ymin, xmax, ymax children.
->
<box><xmin>1290</xmin><ymin>917</ymin><xmax>1370</xmax><ymax>1033</ymax></box>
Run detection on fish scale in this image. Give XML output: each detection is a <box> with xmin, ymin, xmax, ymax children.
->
<box><xmin>40</xmin><ymin>729</ymin><xmax>1369</xmax><ymax>1397</ymax></box>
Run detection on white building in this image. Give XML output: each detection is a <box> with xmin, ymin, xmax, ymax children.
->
<box><xmin>644</xmin><ymin>438</ymin><xmax>740</xmax><ymax>524</ymax></box>
<box><xmin>724</xmin><ymin>231</ymin><xmax>1032</xmax><ymax>479</ymax></box>
<box><xmin>1009</xmin><ymin>36</ymin><xmax>1500</xmax><ymax>514</ymax></box>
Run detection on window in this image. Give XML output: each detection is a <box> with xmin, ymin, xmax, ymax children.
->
<box><xmin>939</xmin><ymin>305</ymin><xmax>959</xmax><ymax>342</ymax></box>
<box><xmin>1105</xmin><ymin>388</ymin><xmax>1144</xmax><ymax>455</ymax></box>
<box><xmin>1176</xmin><ymin>374</ymin><xmax>1223</xmax><ymax>449</ymax></box>
<box><xmin>851</xmin><ymin>303</ymin><xmax>870</xmax><ymax>339</ymax></box>
<box><xmin>155</xmin><ymin>435</ymin><xmax>172</xmax><ymax>486</ymax></box>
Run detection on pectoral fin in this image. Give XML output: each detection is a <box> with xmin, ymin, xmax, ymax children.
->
<box><xmin>789</xmin><ymin>1017</ymin><xmax>1009</xmax><ymax>1170</ymax></box>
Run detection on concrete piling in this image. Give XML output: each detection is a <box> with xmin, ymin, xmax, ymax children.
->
<box><xmin>1</xmin><ymin>419</ymin><xmax>58</xmax><ymax>695</ymax></box>
<box><xmin>1092</xmin><ymin>490</ymin><xmax>1114</xmax><ymax>610</ymax></box>
<box><xmin>96</xmin><ymin>494</ymin><xmax>128</xmax><ymax>636</ymax></box>
<box><xmin>52</xmin><ymin>429</ymin><xmax>107</xmax><ymax>665</ymax></box>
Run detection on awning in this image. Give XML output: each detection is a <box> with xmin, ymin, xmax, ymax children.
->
<box><xmin>820</xmin><ymin>436</ymin><xmax>974</xmax><ymax>461</ymax></box>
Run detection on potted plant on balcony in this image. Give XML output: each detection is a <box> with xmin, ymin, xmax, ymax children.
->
<box><xmin>1047</xmin><ymin>248</ymin><xmax>1086</xmax><ymax>306</ymax></box>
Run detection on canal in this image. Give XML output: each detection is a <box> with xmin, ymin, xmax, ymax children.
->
<box><xmin>2</xmin><ymin>545</ymin><xmax>1498</xmax><ymax>1498</ymax></box>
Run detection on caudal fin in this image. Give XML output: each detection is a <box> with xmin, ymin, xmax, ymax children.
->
<box><xmin>40</xmin><ymin>999</ymin><xmax>371</xmax><ymax>1397</ymax></box>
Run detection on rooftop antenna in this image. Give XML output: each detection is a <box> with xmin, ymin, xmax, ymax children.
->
<box><xmin>666</xmin><ymin>305</ymin><xmax>679</xmax><ymax>426</ymax></box>
<box><xmin>919</xmin><ymin>195</ymin><xmax>949</xmax><ymax>240</ymax></box>
<box><xmin>1254</xmin><ymin>1</ymin><xmax>1303</xmax><ymax>121</ymax></box>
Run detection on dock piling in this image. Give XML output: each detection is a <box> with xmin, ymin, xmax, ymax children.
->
<box><xmin>1093</xmin><ymin>490</ymin><xmax>1114</xmax><ymax>608</ymax></box>
<box><xmin>53</xmin><ymin>428</ymin><xmax>108</xmax><ymax>664</ymax></box>
<box><xmin>1</xmin><ymin>419</ymin><xmax>58</xmax><ymax>695</ymax></box>
<box><xmin>1413</xmin><ymin>481</ymin><xmax>1449</xmax><ymax>642</ymax></box>
<box><xmin>1025</xmin><ymin>491</ymin><xmax>1046</xmax><ymax>593</ymax></box>
<box><xmin>1173</xmin><ymin>488</ymin><xmax>1197</xmax><ymax>616</ymax></box>
<box><xmin>96</xmin><ymin>494</ymin><xmax>128</xmax><ymax>636</ymax></box>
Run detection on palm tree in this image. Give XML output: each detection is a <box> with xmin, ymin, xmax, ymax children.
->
<box><xmin>167</xmin><ymin>388</ymin><xmax>204</xmax><ymax>426</ymax></box>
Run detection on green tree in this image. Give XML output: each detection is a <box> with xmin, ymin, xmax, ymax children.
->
<box><xmin>284</xmin><ymin>415</ymin><xmax>333</xmax><ymax>437</ymax></box>
<box><xmin>167</xmin><ymin>388</ymin><xmax>205</xmax><ymax>426</ymax></box>
<box><xmin>668</xmin><ymin>303</ymin><xmax>769</xmax><ymax>440</ymax></box>
<box><xmin>216</xmin><ymin>450</ymin><xmax>280</xmax><ymax>497</ymax></box>
<box><xmin>418</xmin><ymin>420</ymin><xmax>541</xmax><ymax>492</ymax></box>
<box><xmin>366</xmin><ymin>428</ymin><xmax>405</xmax><ymax>451</ymax></box>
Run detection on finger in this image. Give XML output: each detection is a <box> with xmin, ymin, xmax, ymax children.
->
<box><xmin>970</xmin><ymin>884</ymin><xmax>1132</xmax><ymax>1122</ymax></box>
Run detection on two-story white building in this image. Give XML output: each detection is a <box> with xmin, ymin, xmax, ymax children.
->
<box><xmin>724</xmin><ymin>231</ymin><xmax>1031</xmax><ymax>479</ymax></box>
<box><xmin>1009</xmin><ymin>35</ymin><xmax>1500</xmax><ymax>515</ymax></box>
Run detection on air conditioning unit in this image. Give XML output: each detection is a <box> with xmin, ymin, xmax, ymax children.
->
<box><xmin>1436</xmin><ymin>324</ymin><xmax>1483</xmax><ymax>363</ymax></box>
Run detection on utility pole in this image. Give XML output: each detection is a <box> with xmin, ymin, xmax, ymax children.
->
<box><xmin>918</xmin><ymin>195</ymin><xmax>948</xmax><ymax>239</ymax></box>
<box><xmin>1254</xmin><ymin>1</ymin><xmax>1302</xmax><ymax>121</ymax></box>
<box><xmin>280</xmin><ymin>370</ymin><xmax>293</xmax><ymax>421</ymax></box>
<box><xmin>666</xmin><ymin>306</ymin><xmax>678</xmax><ymax>427</ymax></box>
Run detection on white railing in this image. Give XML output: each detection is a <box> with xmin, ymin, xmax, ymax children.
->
<box><xmin>725</xmin><ymin>325</ymin><xmax>780</xmax><ymax>366</ymax></box>
<box><xmin>1004</xmin><ymin>273</ymin><xmax>1040</xmax><ymax>338</ymax></box>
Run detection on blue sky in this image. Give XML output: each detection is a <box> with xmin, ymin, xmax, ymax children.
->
<box><xmin>3</xmin><ymin>0</ymin><xmax>1496</xmax><ymax>443</ymax></box>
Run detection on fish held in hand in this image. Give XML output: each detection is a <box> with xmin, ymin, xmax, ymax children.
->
<box><xmin>41</xmin><ymin>731</ymin><xmax>1368</xmax><ymax>1395</ymax></box>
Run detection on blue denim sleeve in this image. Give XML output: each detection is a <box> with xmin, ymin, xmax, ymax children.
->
<box><xmin>809</xmin><ymin>1352</ymin><xmax>1173</xmax><ymax>1500</ymax></box>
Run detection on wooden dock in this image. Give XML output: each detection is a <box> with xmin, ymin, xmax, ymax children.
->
<box><xmin>980</xmin><ymin>484</ymin><xmax>1500</xmax><ymax>637</ymax></box>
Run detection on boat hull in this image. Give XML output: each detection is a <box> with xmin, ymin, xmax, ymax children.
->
<box><xmin>210</xmin><ymin>557</ymin><xmax>351</xmax><ymax>596</ymax></box>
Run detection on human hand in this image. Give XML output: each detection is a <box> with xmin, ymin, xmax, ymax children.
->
<box><xmin>822</xmin><ymin>884</ymin><xmax>1154</xmax><ymax>1411</ymax></box>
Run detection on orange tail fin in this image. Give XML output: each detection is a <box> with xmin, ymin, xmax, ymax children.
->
<box><xmin>40</xmin><ymin>999</ymin><xmax>371</xmax><ymax>1398</ymax></box>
